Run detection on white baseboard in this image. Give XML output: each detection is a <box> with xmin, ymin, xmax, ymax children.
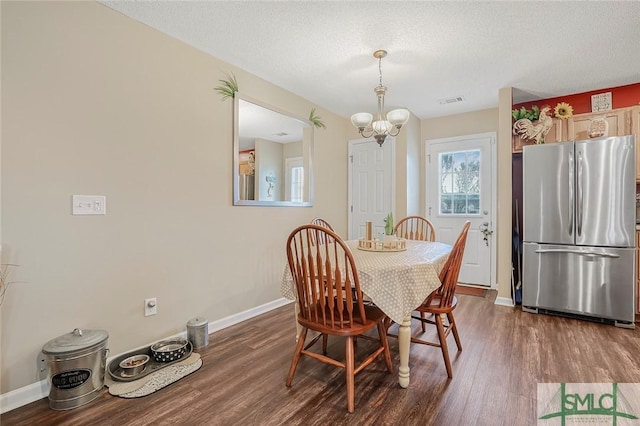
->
<box><xmin>494</xmin><ymin>296</ymin><xmax>515</xmax><ymax>307</ymax></box>
<box><xmin>0</xmin><ymin>380</ymin><xmax>49</xmax><ymax>414</ymax></box>
<box><xmin>207</xmin><ymin>297</ymin><xmax>293</xmax><ymax>333</ymax></box>
<box><xmin>0</xmin><ymin>297</ymin><xmax>294</xmax><ymax>414</ymax></box>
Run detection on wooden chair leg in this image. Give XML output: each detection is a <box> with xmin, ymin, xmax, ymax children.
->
<box><xmin>377</xmin><ymin>322</ymin><xmax>393</xmax><ymax>372</ymax></box>
<box><xmin>435</xmin><ymin>315</ymin><xmax>453</xmax><ymax>379</ymax></box>
<box><xmin>286</xmin><ymin>328</ymin><xmax>308</xmax><ymax>387</ymax></box>
<box><xmin>383</xmin><ymin>316</ymin><xmax>392</xmax><ymax>332</ymax></box>
<box><xmin>322</xmin><ymin>334</ymin><xmax>328</xmax><ymax>355</ymax></box>
<box><xmin>345</xmin><ymin>336</ymin><xmax>355</xmax><ymax>413</ymax></box>
<box><xmin>420</xmin><ymin>312</ymin><xmax>426</xmax><ymax>332</ymax></box>
<box><xmin>447</xmin><ymin>312</ymin><xmax>462</xmax><ymax>351</ymax></box>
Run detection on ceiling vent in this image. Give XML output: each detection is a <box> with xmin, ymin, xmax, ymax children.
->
<box><xmin>273</xmin><ymin>132</ymin><xmax>289</xmax><ymax>137</ymax></box>
<box><xmin>438</xmin><ymin>96</ymin><xmax>465</xmax><ymax>105</ymax></box>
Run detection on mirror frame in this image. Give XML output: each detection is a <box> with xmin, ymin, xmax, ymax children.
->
<box><xmin>233</xmin><ymin>93</ymin><xmax>314</xmax><ymax>206</ymax></box>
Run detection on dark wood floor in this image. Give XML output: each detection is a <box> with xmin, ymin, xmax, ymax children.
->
<box><xmin>4</xmin><ymin>291</ymin><xmax>640</xmax><ymax>425</ymax></box>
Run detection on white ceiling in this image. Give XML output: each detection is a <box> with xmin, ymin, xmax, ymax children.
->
<box><xmin>99</xmin><ymin>1</ymin><xmax>640</xmax><ymax>120</ymax></box>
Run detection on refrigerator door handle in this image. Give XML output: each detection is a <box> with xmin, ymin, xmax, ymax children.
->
<box><xmin>534</xmin><ymin>248</ymin><xmax>620</xmax><ymax>258</ymax></box>
<box><xmin>568</xmin><ymin>150</ymin><xmax>574</xmax><ymax>237</ymax></box>
<box><xmin>576</xmin><ymin>150</ymin><xmax>583</xmax><ymax>238</ymax></box>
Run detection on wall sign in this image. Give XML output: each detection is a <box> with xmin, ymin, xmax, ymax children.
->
<box><xmin>591</xmin><ymin>92</ymin><xmax>612</xmax><ymax>112</ymax></box>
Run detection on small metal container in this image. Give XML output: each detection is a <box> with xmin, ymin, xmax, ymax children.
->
<box><xmin>42</xmin><ymin>328</ymin><xmax>109</xmax><ymax>410</ymax></box>
<box><xmin>187</xmin><ymin>317</ymin><xmax>209</xmax><ymax>349</ymax></box>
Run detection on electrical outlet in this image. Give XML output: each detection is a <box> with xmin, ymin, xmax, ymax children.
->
<box><xmin>72</xmin><ymin>195</ymin><xmax>106</xmax><ymax>215</ymax></box>
<box><xmin>144</xmin><ymin>298</ymin><xmax>157</xmax><ymax>316</ymax></box>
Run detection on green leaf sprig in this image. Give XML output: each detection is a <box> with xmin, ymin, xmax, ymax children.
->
<box><xmin>214</xmin><ymin>72</ymin><xmax>239</xmax><ymax>100</ymax></box>
<box><xmin>308</xmin><ymin>108</ymin><xmax>326</xmax><ymax>129</ymax></box>
<box><xmin>512</xmin><ymin>105</ymin><xmax>540</xmax><ymax>121</ymax></box>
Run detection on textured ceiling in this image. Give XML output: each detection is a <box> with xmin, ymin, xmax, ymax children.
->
<box><xmin>99</xmin><ymin>1</ymin><xmax>640</xmax><ymax>120</ymax></box>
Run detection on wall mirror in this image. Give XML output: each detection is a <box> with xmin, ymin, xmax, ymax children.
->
<box><xmin>233</xmin><ymin>93</ymin><xmax>314</xmax><ymax>206</ymax></box>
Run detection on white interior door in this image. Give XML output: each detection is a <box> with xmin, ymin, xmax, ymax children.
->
<box><xmin>348</xmin><ymin>138</ymin><xmax>395</xmax><ymax>240</ymax></box>
<box><xmin>426</xmin><ymin>133</ymin><xmax>496</xmax><ymax>287</ymax></box>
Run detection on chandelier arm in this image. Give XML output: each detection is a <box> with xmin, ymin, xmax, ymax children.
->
<box><xmin>360</xmin><ymin>128</ymin><xmax>375</xmax><ymax>138</ymax></box>
<box><xmin>388</xmin><ymin>126</ymin><xmax>401</xmax><ymax>137</ymax></box>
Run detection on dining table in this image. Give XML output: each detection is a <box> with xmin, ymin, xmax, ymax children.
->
<box><xmin>280</xmin><ymin>238</ymin><xmax>452</xmax><ymax>388</ymax></box>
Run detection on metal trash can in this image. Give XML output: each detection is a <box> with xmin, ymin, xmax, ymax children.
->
<box><xmin>42</xmin><ymin>328</ymin><xmax>109</xmax><ymax>410</ymax></box>
<box><xmin>186</xmin><ymin>317</ymin><xmax>209</xmax><ymax>349</ymax></box>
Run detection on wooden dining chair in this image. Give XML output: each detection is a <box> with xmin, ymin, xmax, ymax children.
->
<box><xmin>285</xmin><ymin>224</ymin><xmax>393</xmax><ymax>413</ymax></box>
<box><xmin>394</xmin><ymin>215</ymin><xmax>436</xmax><ymax>242</ymax></box>
<box><xmin>394</xmin><ymin>215</ymin><xmax>437</xmax><ymax>330</ymax></box>
<box><xmin>389</xmin><ymin>221</ymin><xmax>470</xmax><ymax>379</ymax></box>
<box><xmin>310</xmin><ymin>217</ymin><xmax>335</xmax><ymax>246</ymax></box>
<box><xmin>310</xmin><ymin>217</ymin><xmax>334</xmax><ymax>231</ymax></box>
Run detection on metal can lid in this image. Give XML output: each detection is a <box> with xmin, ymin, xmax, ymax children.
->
<box><xmin>187</xmin><ymin>317</ymin><xmax>208</xmax><ymax>327</ymax></box>
<box><xmin>42</xmin><ymin>328</ymin><xmax>109</xmax><ymax>354</ymax></box>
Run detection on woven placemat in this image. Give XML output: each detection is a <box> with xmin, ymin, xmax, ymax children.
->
<box><xmin>106</xmin><ymin>353</ymin><xmax>202</xmax><ymax>398</ymax></box>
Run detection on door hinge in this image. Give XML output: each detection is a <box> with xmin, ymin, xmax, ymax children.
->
<box><xmin>349</xmin><ymin>155</ymin><xmax>353</xmax><ymax>163</ymax></box>
<box><xmin>427</xmin><ymin>154</ymin><xmax>431</xmax><ymax>164</ymax></box>
<box><xmin>350</xmin><ymin>205</ymin><xmax>353</xmax><ymax>212</ymax></box>
<box><xmin>428</xmin><ymin>206</ymin><xmax>432</xmax><ymax>216</ymax></box>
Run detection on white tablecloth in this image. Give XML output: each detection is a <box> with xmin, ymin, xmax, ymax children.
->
<box><xmin>281</xmin><ymin>239</ymin><xmax>451</xmax><ymax>324</ymax></box>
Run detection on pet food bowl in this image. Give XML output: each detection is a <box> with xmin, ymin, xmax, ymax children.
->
<box><xmin>150</xmin><ymin>338</ymin><xmax>189</xmax><ymax>363</ymax></box>
<box><xmin>118</xmin><ymin>354</ymin><xmax>150</xmax><ymax>377</ymax></box>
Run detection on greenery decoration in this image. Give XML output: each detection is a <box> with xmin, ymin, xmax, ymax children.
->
<box><xmin>512</xmin><ymin>105</ymin><xmax>540</xmax><ymax>121</ymax></box>
<box><xmin>214</xmin><ymin>73</ymin><xmax>239</xmax><ymax>100</ymax></box>
<box><xmin>384</xmin><ymin>213</ymin><xmax>394</xmax><ymax>236</ymax></box>
<box><xmin>308</xmin><ymin>108</ymin><xmax>326</xmax><ymax>129</ymax></box>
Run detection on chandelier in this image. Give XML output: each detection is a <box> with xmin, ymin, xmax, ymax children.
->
<box><xmin>351</xmin><ymin>50</ymin><xmax>410</xmax><ymax>147</ymax></box>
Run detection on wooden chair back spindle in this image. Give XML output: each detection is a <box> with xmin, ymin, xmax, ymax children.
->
<box><xmin>310</xmin><ymin>217</ymin><xmax>335</xmax><ymax>246</ymax></box>
<box><xmin>434</xmin><ymin>221</ymin><xmax>470</xmax><ymax>309</ymax></box>
<box><xmin>394</xmin><ymin>216</ymin><xmax>436</xmax><ymax>241</ymax></box>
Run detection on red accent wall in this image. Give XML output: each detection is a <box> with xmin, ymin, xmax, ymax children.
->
<box><xmin>513</xmin><ymin>82</ymin><xmax>640</xmax><ymax>114</ymax></box>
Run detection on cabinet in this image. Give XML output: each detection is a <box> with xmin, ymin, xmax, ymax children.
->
<box><xmin>511</xmin><ymin>117</ymin><xmax>567</xmax><ymax>153</ymax></box>
<box><xmin>567</xmin><ymin>108</ymin><xmax>631</xmax><ymax>141</ymax></box>
<box><xmin>511</xmin><ymin>107</ymin><xmax>640</xmax><ymax>153</ymax></box>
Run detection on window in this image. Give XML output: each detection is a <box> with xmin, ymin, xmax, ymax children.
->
<box><xmin>439</xmin><ymin>149</ymin><xmax>480</xmax><ymax>215</ymax></box>
<box><xmin>285</xmin><ymin>157</ymin><xmax>304</xmax><ymax>203</ymax></box>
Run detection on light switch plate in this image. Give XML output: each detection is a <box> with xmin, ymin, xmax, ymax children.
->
<box><xmin>72</xmin><ymin>195</ymin><xmax>106</xmax><ymax>215</ymax></box>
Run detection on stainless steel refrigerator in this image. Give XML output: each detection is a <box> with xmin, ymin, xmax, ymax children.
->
<box><xmin>522</xmin><ymin>135</ymin><xmax>636</xmax><ymax>327</ymax></box>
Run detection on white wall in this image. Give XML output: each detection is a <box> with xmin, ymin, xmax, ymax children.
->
<box><xmin>0</xmin><ymin>1</ymin><xmax>348</xmax><ymax>395</ymax></box>
<box><xmin>283</xmin><ymin>141</ymin><xmax>302</xmax><ymax>159</ymax></box>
